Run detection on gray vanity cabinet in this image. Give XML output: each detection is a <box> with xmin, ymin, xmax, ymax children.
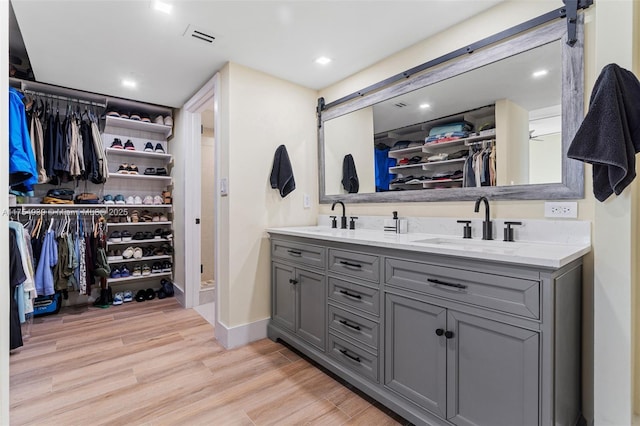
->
<box><xmin>268</xmin><ymin>234</ymin><xmax>583</xmax><ymax>426</ymax></box>
<box><xmin>271</xmin><ymin>240</ymin><xmax>327</xmax><ymax>351</ymax></box>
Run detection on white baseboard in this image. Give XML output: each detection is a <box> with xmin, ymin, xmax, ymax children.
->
<box><xmin>214</xmin><ymin>317</ymin><xmax>269</xmax><ymax>349</ymax></box>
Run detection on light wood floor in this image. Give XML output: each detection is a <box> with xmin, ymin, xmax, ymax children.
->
<box><xmin>10</xmin><ymin>298</ymin><xmax>407</xmax><ymax>425</ymax></box>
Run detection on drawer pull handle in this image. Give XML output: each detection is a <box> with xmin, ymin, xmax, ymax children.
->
<box><xmin>427</xmin><ymin>278</ymin><xmax>467</xmax><ymax>290</ymax></box>
<box><xmin>339</xmin><ymin>260</ymin><xmax>362</xmax><ymax>268</ymax></box>
<box><xmin>289</xmin><ymin>278</ymin><xmax>298</xmax><ymax>285</ymax></box>
<box><xmin>445</xmin><ymin>331</ymin><xmax>455</xmax><ymax>339</ymax></box>
<box><xmin>339</xmin><ymin>349</ymin><xmax>361</xmax><ymax>363</ymax></box>
<box><xmin>339</xmin><ymin>290</ymin><xmax>362</xmax><ymax>300</ymax></box>
<box><xmin>339</xmin><ymin>319</ymin><xmax>361</xmax><ymax>331</ymax></box>
<box><xmin>287</xmin><ymin>250</ymin><xmax>302</xmax><ymax>256</ymax></box>
<box><xmin>435</xmin><ymin>328</ymin><xmax>444</xmax><ymax>336</ymax></box>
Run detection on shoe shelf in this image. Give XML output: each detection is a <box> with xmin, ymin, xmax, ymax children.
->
<box><xmin>108</xmin><ymin>238</ymin><xmax>172</xmax><ymax>246</ymax></box>
<box><xmin>107</xmin><ymin>204</ymin><xmax>172</xmax><ymax>209</ymax></box>
<box><xmin>105</xmin><ymin>116</ymin><xmax>172</xmax><ymax>138</ymax></box>
<box><xmin>107</xmin><ymin>255</ymin><xmax>172</xmax><ymax>265</ymax></box>
<box><xmin>108</xmin><ymin>173</ymin><xmax>172</xmax><ymax>182</ymax></box>
<box><xmin>105</xmin><ymin>147</ymin><xmax>172</xmax><ymax>162</ymax></box>
<box><xmin>107</xmin><ymin>221</ymin><xmax>172</xmax><ymax>227</ymax></box>
<box><xmin>107</xmin><ymin>272</ymin><xmax>172</xmax><ymax>284</ymax></box>
<box><xmin>15</xmin><ymin>204</ymin><xmax>109</xmax><ymax>212</ymax></box>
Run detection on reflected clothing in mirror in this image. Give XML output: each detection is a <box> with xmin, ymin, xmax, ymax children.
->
<box><xmin>341</xmin><ymin>154</ymin><xmax>359</xmax><ymax>193</ymax></box>
<box><xmin>375</xmin><ymin>147</ymin><xmax>396</xmax><ymax>191</ymax></box>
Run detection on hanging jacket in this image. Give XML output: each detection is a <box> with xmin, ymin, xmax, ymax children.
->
<box><xmin>90</xmin><ymin>119</ymin><xmax>108</xmax><ymax>183</ymax></box>
<box><xmin>35</xmin><ymin>229</ymin><xmax>58</xmax><ymax>296</ymax></box>
<box><xmin>341</xmin><ymin>154</ymin><xmax>359</xmax><ymax>193</ymax></box>
<box><xmin>9</xmin><ymin>87</ymin><xmax>38</xmax><ymax>193</ymax></box>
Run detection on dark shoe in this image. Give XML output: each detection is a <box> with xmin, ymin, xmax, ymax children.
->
<box><xmin>143</xmin><ymin>231</ymin><xmax>154</xmax><ymax>240</ymax></box>
<box><xmin>124</xmin><ymin>139</ymin><xmax>136</xmax><ymax>150</ymax></box>
<box><xmin>145</xmin><ymin>288</ymin><xmax>156</xmax><ymax>300</ymax></box>
<box><xmin>111</xmin><ymin>138</ymin><xmax>123</xmax><ymax>149</ymax></box>
<box><xmin>129</xmin><ymin>112</ymin><xmax>141</xmax><ymax>121</ymax></box>
<box><xmin>128</xmin><ymin>164</ymin><xmax>139</xmax><ymax>175</ymax></box>
<box><xmin>109</xmin><ymin>231</ymin><xmax>122</xmax><ymax>243</ymax></box>
<box><xmin>133</xmin><ymin>231</ymin><xmax>145</xmax><ymax>241</ymax></box>
<box><xmin>117</xmin><ymin>164</ymin><xmax>129</xmax><ymax>174</ymax></box>
<box><xmin>154</xmin><ymin>228</ymin><xmax>163</xmax><ymax>239</ymax></box>
<box><xmin>162</xmin><ymin>261</ymin><xmax>172</xmax><ymax>272</ymax></box>
<box><xmin>120</xmin><ymin>265</ymin><xmax>130</xmax><ymax>278</ymax></box>
<box><xmin>144</xmin><ymin>142</ymin><xmax>154</xmax><ymax>152</ymax></box>
<box><xmin>141</xmin><ymin>115</ymin><xmax>151</xmax><ymax>123</ymax></box>
<box><xmin>156</xmin><ymin>167</ymin><xmax>168</xmax><ymax>176</ymax></box>
<box><xmin>135</xmin><ymin>289</ymin><xmax>146</xmax><ymax>302</ymax></box>
<box><xmin>161</xmin><ymin>279</ymin><xmax>175</xmax><ymax>297</ymax></box>
<box><xmin>152</xmin><ymin>262</ymin><xmax>162</xmax><ymax>273</ymax></box>
<box><xmin>144</xmin><ymin>168</ymin><xmax>156</xmax><ymax>175</ymax></box>
<box><xmin>121</xmin><ymin>230</ymin><xmax>132</xmax><ymax>242</ymax></box>
<box><xmin>154</xmin><ymin>143</ymin><xmax>165</xmax><ymax>154</ymax></box>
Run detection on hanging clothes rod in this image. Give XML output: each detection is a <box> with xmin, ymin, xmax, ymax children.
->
<box><xmin>22</xmin><ymin>89</ymin><xmax>107</xmax><ymax>109</ymax></box>
<box><xmin>465</xmin><ymin>139</ymin><xmax>495</xmax><ymax>147</ymax></box>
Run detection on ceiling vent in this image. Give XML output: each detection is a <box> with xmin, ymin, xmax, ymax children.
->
<box><xmin>394</xmin><ymin>102</ymin><xmax>408</xmax><ymax>108</ymax></box>
<box><xmin>184</xmin><ymin>24</ymin><xmax>216</xmax><ymax>44</ymax></box>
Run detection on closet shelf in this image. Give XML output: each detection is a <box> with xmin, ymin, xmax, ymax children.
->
<box><xmin>107</xmin><ymin>255</ymin><xmax>172</xmax><ymax>265</ymax></box>
<box><xmin>16</xmin><ymin>203</ymin><xmax>172</xmax><ymax>210</ymax></box>
<box><xmin>104</xmin><ymin>116</ymin><xmax>172</xmax><ymax>137</ymax></box>
<box><xmin>107</xmin><ymin>221</ymin><xmax>172</xmax><ymax>227</ymax></box>
<box><xmin>388</xmin><ymin>163</ymin><xmax>424</xmax><ymax>173</ymax></box>
<box><xmin>422</xmin><ymin>129</ymin><xmax>496</xmax><ymax>153</ymax></box>
<box><xmin>105</xmin><ymin>148</ymin><xmax>172</xmax><ymax>162</ymax></box>
<box><xmin>387</xmin><ymin>146</ymin><xmax>424</xmax><ymax>159</ymax></box>
<box><xmin>106</xmin><ymin>204</ymin><xmax>173</xmax><ymax>209</ymax></box>
<box><xmin>421</xmin><ymin>158</ymin><xmax>466</xmax><ymax>170</ymax></box>
<box><xmin>108</xmin><ymin>173</ymin><xmax>172</xmax><ymax>182</ymax></box>
<box><xmin>108</xmin><ymin>238</ymin><xmax>172</xmax><ymax>246</ymax></box>
<box><xmin>422</xmin><ymin>178</ymin><xmax>464</xmax><ymax>187</ymax></box>
<box><xmin>107</xmin><ymin>272</ymin><xmax>172</xmax><ymax>284</ymax></box>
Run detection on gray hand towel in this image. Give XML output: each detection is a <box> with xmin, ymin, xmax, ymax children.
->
<box><xmin>341</xmin><ymin>154</ymin><xmax>359</xmax><ymax>193</ymax></box>
<box><xmin>567</xmin><ymin>64</ymin><xmax>640</xmax><ymax>202</ymax></box>
<box><xmin>270</xmin><ymin>144</ymin><xmax>296</xmax><ymax>198</ymax></box>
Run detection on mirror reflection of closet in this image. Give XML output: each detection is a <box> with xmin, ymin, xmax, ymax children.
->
<box><xmin>319</xmin><ymin>16</ymin><xmax>583</xmax><ymax>203</ymax></box>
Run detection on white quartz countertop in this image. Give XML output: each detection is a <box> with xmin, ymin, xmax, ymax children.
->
<box><xmin>266</xmin><ymin>226</ymin><xmax>591</xmax><ymax>269</ymax></box>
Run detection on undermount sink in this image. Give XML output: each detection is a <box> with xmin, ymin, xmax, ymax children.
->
<box><xmin>411</xmin><ymin>237</ymin><xmax>522</xmax><ymax>254</ymax></box>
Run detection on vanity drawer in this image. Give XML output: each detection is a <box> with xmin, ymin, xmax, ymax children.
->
<box><xmin>328</xmin><ymin>304</ymin><xmax>379</xmax><ymax>351</ymax></box>
<box><xmin>328</xmin><ymin>249</ymin><xmax>380</xmax><ymax>283</ymax></box>
<box><xmin>271</xmin><ymin>239</ymin><xmax>325</xmax><ymax>269</ymax></box>
<box><xmin>328</xmin><ymin>276</ymin><xmax>380</xmax><ymax>316</ymax></box>
<box><xmin>385</xmin><ymin>258</ymin><xmax>540</xmax><ymax>319</ymax></box>
<box><xmin>328</xmin><ymin>332</ymin><xmax>379</xmax><ymax>383</ymax></box>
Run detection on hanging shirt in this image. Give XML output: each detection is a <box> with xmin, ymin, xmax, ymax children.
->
<box><xmin>35</xmin><ymin>229</ymin><xmax>58</xmax><ymax>296</ymax></box>
<box><xmin>9</xmin><ymin>87</ymin><xmax>38</xmax><ymax>194</ymax></box>
<box><xmin>10</xmin><ymin>229</ymin><xmax>26</xmax><ymax>350</ymax></box>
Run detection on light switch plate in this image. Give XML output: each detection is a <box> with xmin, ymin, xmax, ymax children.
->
<box><xmin>303</xmin><ymin>193</ymin><xmax>311</xmax><ymax>209</ymax></box>
<box><xmin>220</xmin><ymin>177</ymin><xmax>228</xmax><ymax>196</ymax></box>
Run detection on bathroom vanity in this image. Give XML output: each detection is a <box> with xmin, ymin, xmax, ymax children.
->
<box><xmin>267</xmin><ymin>226</ymin><xmax>590</xmax><ymax>426</ymax></box>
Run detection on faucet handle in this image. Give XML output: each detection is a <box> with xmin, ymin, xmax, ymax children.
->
<box><xmin>330</xmin><ymin>215</ymin><xmax>337</xmax><ymax>229</ymax></box>
<box><xmin>503</xmin><ymin>221</ymin><xmax>523</xmax><ymax>242</ymax></box>
<box><xmin>349</xmin><ymin>217</ymin><xmax>359</xmax><ymax>230</ymax></box>
<box><xmin>456</xmin><ymin>220</ymin><xmax>472</xmax><ymax>239</ymax></box>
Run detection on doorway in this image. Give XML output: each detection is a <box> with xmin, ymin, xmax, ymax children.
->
<box><xmin>199</xmin><ymin>108</ymin><xmax>215</xmax><ymax>306</ymax></box>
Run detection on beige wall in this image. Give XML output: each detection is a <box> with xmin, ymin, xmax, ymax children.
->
<box><xmin>529</xmin><ymin>133</ymin><xmax>562</xmax><ymax>184</ymax></box>
<box><xmin>219</xmin><ymin>62</ymin><xmax>318</xmax><ymax>328</ymax></box>
<box><xmin>324</xmin><ymin>106</ymin><xmax>375</xmax><ymax>195</ymax></box>
<box><xmin>201</xmin><ymin>128</ymin><xmax>215</xmax><ymax>282</ymax></box>
<box><xmin>495</xmin><ymin>98</ymin><xmax>529</xmax><ymax>186</ymax></box>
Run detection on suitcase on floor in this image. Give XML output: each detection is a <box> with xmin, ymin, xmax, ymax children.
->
<box><xmin>33</xmin><ymin>292</ymin><xmax>62</xmax><ymax>317</ymax></box>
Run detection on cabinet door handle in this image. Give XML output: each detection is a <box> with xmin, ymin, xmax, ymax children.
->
<box><xmin>289</xmin><ymin>278</ymin><xmax>298</xmax><ymax>285</ymax></box>
<box><xmin>445</xmin><ymin>331</ymin><xmax>454</xmax><ymax>339</ymax></box>
<box><xmin>287</xmin><ymin>250</ymin><xmax>302</xmax><ymax>256</ymax></box>
<box><xmin>435</xmin><ymin>328</ymin><xmax>444</xmax><ymax>336</ymax></box>
<box><xmin>339</xmin><ymin>349</ymin><xmax>361</xmax><ymax>363</ymax></box>
<box><xmin>427</xmin><ymin>278</ymin><xmax>467</xmax><ymax>290</ymax></box>
<box><xmin>339</xmin><ymin>290</ymin><xmax>362</xmax><ymax>300</ymax></box>
<box><xmin>339</xmin><ymin>319</ymin><xmax>361</xmax><ymax>331</ymax></box>
<box><xmin>339</xmin><ymin>260</ymin><xmax>362</xmax><ymax>268</ymax></box>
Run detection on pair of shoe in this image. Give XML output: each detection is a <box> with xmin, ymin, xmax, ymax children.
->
<box><xmin>153</xmin><ymin>115</ymin><xmax>173</xmax><ymax>126</ymax></box>
<box><xmin>162</xmin><ymin>190</ymin><xmax>172</xmax><ymax>204</ymax></box>
<box><xmin>125</xmin><ymin>195</ymin><xmax>143</xmax><ymax>205</ymax></box>
<box><xmin>107</xmin><ymin>249</ymin><xmax>123</xmax><ymax>261</ymax></box>
<box><xmin>107</xmin><ymin>214</ymin><xmax>130</xmax><ymax>224</ymax></box>
<box><xmin>122</xmin><ymin>246</ymin><xmax>143</xmax><ymax>259</ymax></box>
<box><xmin>143</xmin><ymin>142</ymin><xmax>166</xmax><ymax>154</ymax></box>
<box><xmin>107</xmin><ymin>111</ymin><xmax>151</xmax><ymax>123</ymax></box>
<box><xmin>112</xmin><ymin>290</ymin><xmax>133</xmax><ymax>305</ymax></box>
<box><xmin>135</xmin><ymin>288</ymin><xmax>156</xmax><ymax>302</ymax></box>
<box><xmin>117</xmin><ymin>164</ymin><xmax>139</xmax><ymax>174</ymax></box>
<box><xmin>110</xmin><ymin>138</ymin><xmax>135</xmax><ymax>150</ymax></box>
<box><xmin>143</xmin><ymin>168</ymin><xmax>168</xmax><ymax>176</ymax></box>
<box><xmin>110</xmin><ymin>265</ymin><xmax>131</xmax><ymax>279</ymax></box>
<box><xmin>112</xmin><ymin>194</ymin><xmax>126</xmax><ymax>205</ymax></box>
<box><xmin>133</xmin><ymin>231</ymin><xmax>154</xmax><ymax>241</ymax></box>
<box><xmin>109</xmin><ymin>230</ymin><xmax>132</xmax><ymax>243</ymax></box>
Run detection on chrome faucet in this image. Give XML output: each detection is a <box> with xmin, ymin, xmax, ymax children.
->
<box><xmin>331</xmin><ymin>201</ymin><xmax>347</xmax><ymax>229</ymax></box>
<box><xmin>474</xmin><ymin>196</ymin><xmax>493</xmax><ymax>240</ymax></box>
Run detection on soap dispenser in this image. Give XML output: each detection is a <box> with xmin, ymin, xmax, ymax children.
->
<box><xmin>384</xmin><ymin>211</ymin><xmax>408</xmax><ymax>234</ymax></box>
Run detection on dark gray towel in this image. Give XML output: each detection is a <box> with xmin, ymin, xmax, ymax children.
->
<box><xmin>567</xmin><ymin>64</ymin><xmax>640</xmax><ymax>202</ymax></box>
<box><xmin>270</xmin><ymin>144</ymin><xmax>296</xmax><ymax>197</ymax></box>
<box><xmin>341</xmin><ymin>154</ymin><xmax>359</xmax><ymax>193</ymax></box>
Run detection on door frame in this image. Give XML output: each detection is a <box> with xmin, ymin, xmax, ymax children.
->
<box><xmin>182</xmin><ymin>74</ymin><xmax>220</xmax><ymax>328</ymax></box>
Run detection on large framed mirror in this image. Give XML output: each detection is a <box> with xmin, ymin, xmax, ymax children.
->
<box><xmin>318</xmin><ymin>16</ymin><xmax>584</xmax><ymax>203</ymax></box>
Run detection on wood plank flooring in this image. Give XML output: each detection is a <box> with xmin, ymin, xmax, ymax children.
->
<box><xmin>10</xmin><ymin>298</ymin><xmax>407</xmax><ymax>425</ymax></box>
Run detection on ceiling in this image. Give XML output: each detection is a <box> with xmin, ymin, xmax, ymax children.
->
<box><xmin>10</xmin><ymin>0</ymin><xmax>507</xmax><ymax>108</ymax></box>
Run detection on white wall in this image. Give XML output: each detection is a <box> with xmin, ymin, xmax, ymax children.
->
<box><xmin>1</xmin><ymin>1</ymin><xmax>10</xmax><ymax>423</ymax></box>
<box><xmin>529</xmin><ymin>133</ymin><xmax>562</xmax><ymax>184</ymax></box>
<box><xmin>218</xmin><ymin>62</ymin><xmax>318</xmax><ymax>331</ymax></box>
<box><xmin>496</xmin><ymin>98</ymin><xmax>529</xmax><ymax>186</ymax></box>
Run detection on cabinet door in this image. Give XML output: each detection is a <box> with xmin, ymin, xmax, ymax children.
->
<box><xmin>297</xmin><ymin>268</ymin><xmax>326</xmax><ymax>350</ymax></box>
<box><xmin>446</xmin><ymin>311</ymin><xmax>539</xmax><ymax>426</ymax></box>
<box><xmin>272</xmin><ymin>262</ymin><xmax>296</xmax><ymax>332</ymax></box>
<box><xmin>384</xmin><ymin>293</ymin><xmax>447</xmax><ymax>418</ymax></box>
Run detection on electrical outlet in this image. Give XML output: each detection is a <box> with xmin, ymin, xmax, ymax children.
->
<box><xmin>303</xmin><ymin>193</ymin><xmax>311</xmax><ymax>209</ymax></box>
<box><xmin>544</xmin><ymin>201</ymin><xmax>578</xmax><ymax>218</ymax></box>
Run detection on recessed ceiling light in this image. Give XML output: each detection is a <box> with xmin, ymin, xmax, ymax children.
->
<box><xmin>122</xmin><ymin>79</ymin><xmax>137</xmax><ymax>88</ymax></box>
<box><xmin>532</xmin><ymin>69</ymin><xmax>548</xmax><ymax>78</ymax></box>
<box><xmin>153</xmin><ymin>0</ymin><xmax>172</xmax><ymax>14</ymax></box>
<box><xmin>419</xmin><ymin>103</ymin><xmax>431</xmax><ymax>109</ymax></box>
<box><xmin>315</xmin><ymin>56</ymin><xmax>332</xmax><ymax>65</ymax></box>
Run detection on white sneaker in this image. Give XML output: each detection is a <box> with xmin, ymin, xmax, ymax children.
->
<box><xmin>134</xmin><ymin>195</ymin><xmax>142</xmax><ymax>205</ymax></box>
<box><xmin>153</xmin><ymin>195</ymin><xmax>163</xmax><ymax>205</ymax></box>
<box><xmin>143</xmin><ymin>195</ymin><xmax>154</xmax><ymax>205</ymax></box>
<box><xmin>163</xmin><ymin>116</ymin><xmax>173</xmax><ymax>126</ymax></box>
<box><xmin>126</xmin><ymin>196</ymin><xmax>135</xmax><ymax>205</ymax></box>
<box><xmin>113</xmin><ymin>292</ymin><xmax>124</xmax><ymax>306</ymax></box>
